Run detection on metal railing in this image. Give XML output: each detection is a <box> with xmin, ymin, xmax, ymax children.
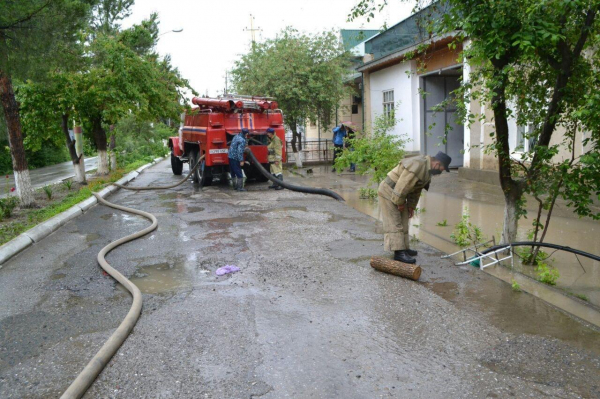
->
<box><xmin>285</xmin><ymin>139</ymin><xmax>335</xmax><ymax>164</ymax></box>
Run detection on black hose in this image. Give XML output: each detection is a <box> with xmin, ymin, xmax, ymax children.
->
<box><xmin>481</xmin><ymin>241</ymin><xmax>600</xmax><ymax>262</ymax></box>
<box><xmin>244</xmin><ymin>148</ymin><xmax>344</xmax><ymax>202</ymax></box>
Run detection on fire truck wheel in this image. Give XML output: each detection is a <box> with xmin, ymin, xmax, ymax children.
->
<box><xmin>190</xmin><ymin>151</ymin><xmax>200</xmax><ymax>183</ymax></box>
<box><xmin>198</xmin><ymin>158</ymin><xmax>213</xmax><ymax>187</ymax></box>
<box><xmin>171</xmin><ymin>151</ymin><xmax>183</xmax><ymax>175</ymax></box>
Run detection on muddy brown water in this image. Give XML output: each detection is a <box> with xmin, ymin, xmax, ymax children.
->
<box><xmin>302</xmin><ymin>166</ymin><xmax>600</xmax><ymax>308</ymax></box>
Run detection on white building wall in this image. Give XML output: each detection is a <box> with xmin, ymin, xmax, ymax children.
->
<box><xmin>369</xmin><ymin>61</ymin><xmax>420</xmax><ymax>151</ymax></box>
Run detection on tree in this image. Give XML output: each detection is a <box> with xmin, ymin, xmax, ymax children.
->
<box><xmin>231</xmin><ymin>28</ymin><xmax>353</xmax><ymax>166</ymax></box>
<box><xmin>350</xmin><ymin>0</ymin><xmax>600</xmax><ymax>244</ymax></box>
<box><xmin>70</xmin><ymin>15</ymin><xmax>189</xmax><ymax>175</ymax></box>
<box><xmin>0</xmin><ymin>0</ymin><xmax>91</xmax><ymax>205</ymax></box>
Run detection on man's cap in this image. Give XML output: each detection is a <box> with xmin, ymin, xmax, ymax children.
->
<box><xmin>241</xmin><ymin>128</ymin><xmax>249</xmax><ymax>134</ymax></box>
<box><xmin>266</xmin><ymin>128</ymin><xmax>275</xmax><ymax>133</ymax></box>
<box><xmin>434</xmin><ymin>151</ymin><xmax>452</xmax><ymax>172</ymax></box>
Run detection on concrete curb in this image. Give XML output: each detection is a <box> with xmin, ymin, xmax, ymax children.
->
<box><xmin>0</xmin><ymin>157</ymin><xmax>165</xmax><ymax>266</ymax></box>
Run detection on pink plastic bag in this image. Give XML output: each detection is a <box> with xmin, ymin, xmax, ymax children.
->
<box><xmin>215</xmin><ymin>265</ymin><xmax>240</xmax><ymax>276</ymax></box>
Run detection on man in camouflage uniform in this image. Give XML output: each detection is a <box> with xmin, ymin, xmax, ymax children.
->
<box><xmin>378</xmin><ymin>151</ymin><xmax>451</xmax><ymax>264</ymax></box>
<box><xmin>266</xmin><ymin>128</ymin><xmax>284</xmax><ymax>190</ymax></box>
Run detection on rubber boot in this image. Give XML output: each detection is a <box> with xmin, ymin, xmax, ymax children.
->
<box><xmin>406</xmin><ymin>249</ymin><xmax>418</xmax><ymax>256</ymax></box>
<box><xmin>268</xmin><ymin>174</ymin><xmax>278</xmax><ymax>189</ymax></box>
<box><xmin>393</xmin><ymin>250</ymin><xmax>416</xmax><ymax>264</ymax></box>
<box><xmin>236</xmin><ymin>177</ymin><xmax>247</xmax><ymax>192</ymax></box>
<box><xmin>274</xmin><ymin>174</ymin><xmax>284</xmax><ymax>190</ymax></box>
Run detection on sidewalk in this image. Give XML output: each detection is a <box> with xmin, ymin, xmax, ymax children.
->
<box><xmin>1</xmin><ymin>157</ymin><xmax>98</xmax><ymax>195</ymax></box>
<box><xmin>288</xmin><ymin>165</ymin><xmax>600</xmax><ymax>308</ymax></box>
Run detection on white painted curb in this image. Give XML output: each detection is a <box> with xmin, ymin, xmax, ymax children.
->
<box><xmin>0</xmin><ymin>157</ymin><xmax>165</xmax><ymax>266</ymax></box>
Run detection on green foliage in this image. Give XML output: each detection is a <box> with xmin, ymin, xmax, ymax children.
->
<box><xmin>0</xmin><ymin>0</ymin><xmax>92</xmax><ymax>79</ymax></box>
<box><xmin>451</xmin><ymin>209</ymin><xmax>486</xmax><ymax>248</ymax></box>
<box><xmin>437</xmin><ymin>219</ymin><xmax>448</xmax><ymax>227</ymax></box>
<box><xmin>42</xmin><ymin>185</ymin><xmax>53</xmax><ymax>200</ymax></box>
<box><xmin>536</xmin><ymin>261</ymin><xmax>560</xmax><ymax>286</ymax></box>
<box><xmin>63</xmin><ymin>180</ymin><xmax>73</xmax><ymax>190</ymax></box>
<box><xmin>511</xmin><ymin>280</ymin><xmax>521</xmax><ymax>292</ymax></box>
<box><xmin>359</xmin><ymin>187</ymin><xmax>377</xmax><ymax>199</ymax></box>
<box><xmin>0</xmin><ymin>196</ymin><xmax>19</xmax><ymax>220</ymax></box>
<box><xmin>410</xmin><ymin>234</ymin><xmax>420</xmax><ymax>245</ymax></box>
<box><xmin>334</xmin><ymin>109</ymin><xmax>408</xmax><ymax>185</ymax></box>
<box><xmin>113</xmin><ymin>116</ymin><xmax>172</xmax><ymax>166</ymax></box>
<box><xmin>575</xmin><ymin>293</ymin><xmax>589</xmax><ymax>302</ymax></box>
<box><xmin>231</xmin><ymin>28</ymin><xmax>353</xmax><ymax>146</ymax></box>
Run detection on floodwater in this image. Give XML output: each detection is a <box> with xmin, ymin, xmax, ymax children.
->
<box><xmin>295</xmin><ymin>166</ymin><xmax>600</xmax><ymax>309</ymax></box>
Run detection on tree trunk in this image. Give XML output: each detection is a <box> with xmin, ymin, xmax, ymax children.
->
<box><xmin>0</xmin><ymin>70</ymin><xmax>34</xmax><ymax>206</ymax></box>
<box><xmin>490</xmin><ymin>67</ymin><xmax>523</xmax><ymax>244</ymax></box>
<box><xmin>502</xmin><ymin>188</ymin><xmax>521</xmax><ymax>244</ymax></box>
<box><xmin>109</xmin><ymin>134</ymin><xmax>116</xmax><ymax>171</ymax></box>
<box><xmin>61</xmin><ymin>114</ymin><xmax>86</xmax><ymax>184</ymax></box>
<box><xmin>92</xmin><ymin>116</ymin><xmax>109</xmax><ymax>175</ymax></box>
<box><xmin>289</xmin><ymin>121</ymin><xmax>303</xmax><ymax>168</ymax></box>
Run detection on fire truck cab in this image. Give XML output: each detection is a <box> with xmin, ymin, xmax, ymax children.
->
<box><xmin>168</xmin><ymin>95</ymin><xmax>286</xmax><ymax>186</ymax></box>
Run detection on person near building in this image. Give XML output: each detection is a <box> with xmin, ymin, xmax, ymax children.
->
<box><xmin>331</xmin><ymin>125</ymin><xmax>346</xmax><ymax>172</ymax></box>
<box><xmin>378</xmin><ymin>151</ymin><xmax>452</xmax><ymax>264</ymax></box>
<box><xmin>266</xmin><ymin>128</ymin><xmax>284</xmax><ymax>190</ymax></box>
<box><xmin>229</xmin><ymin>128</ymin><xmax>248</xmax><ymax>192</ymax></box>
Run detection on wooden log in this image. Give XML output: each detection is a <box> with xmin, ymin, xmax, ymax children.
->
<box><xmin>370</xmin><ymin>256</ymin><xmax>422</xmax><ymax>281</ymax></box>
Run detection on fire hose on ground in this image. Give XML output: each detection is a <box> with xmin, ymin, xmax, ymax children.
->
<box><xmin>62</xmin><ymin>153</ymin><xmax>343</xmax><ymax>398</ymax></box>
<box><xmin>243</xmin><ymin>148</ymin><xmax>344</xmax><ymax>201</ymax></box>
<box><xmin>480</xmin><ymin>241</ymin><xmax>600</xmax><ymax>262</ymax></box>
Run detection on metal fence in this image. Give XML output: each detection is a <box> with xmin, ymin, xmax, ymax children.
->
<box><xmin>285</xmin><ymin>139</ymin><xmax>335</xmax><ymax>164</ymax></box>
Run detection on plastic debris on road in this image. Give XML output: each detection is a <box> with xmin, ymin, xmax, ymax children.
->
<box><xmin>216</xmin><ymin>265</ymin><xmax>240</xmax><ymax>276</ymax></box>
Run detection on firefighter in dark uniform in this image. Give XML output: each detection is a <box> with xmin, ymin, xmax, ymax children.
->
<box><xmin>266</xmin><ymin>128</ymin><xmax>284</xmax><ymax>190</ymax></box>
<box><xmin>378</xmin><ymin>151</ymin><xmax>451</xmax><ymax>264</ymax></box>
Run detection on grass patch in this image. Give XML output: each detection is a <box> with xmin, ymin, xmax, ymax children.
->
<box><xmin>0</xmin><ymin>157</ymin><xmax>162</xmax><ymax>246</ymax></box>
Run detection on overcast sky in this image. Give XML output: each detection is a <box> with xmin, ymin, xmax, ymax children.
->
<box><xmin>123</xmin><ymin>0</ymin><xmax>414</xmax><ymax>101</ymax></box>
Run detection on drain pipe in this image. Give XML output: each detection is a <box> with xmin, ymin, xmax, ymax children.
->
<box><xmin>60</xmin><ymin>194</ymin><xmax>157</xmax><ymax>399</ymax></box>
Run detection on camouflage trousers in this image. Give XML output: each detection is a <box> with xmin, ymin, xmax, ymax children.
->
<box><xmin>269</xmin><ymin>161</ymin><xmax>282</xmax><ymax>176</ymax></box>
<box><xmin>378</xmin><ymin>186</ymin><xmax>410</xmax><ymax>251</ymax></box>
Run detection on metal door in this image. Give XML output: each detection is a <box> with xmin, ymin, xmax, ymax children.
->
<box><xmin>422</xmin><ymin>75</ymin><xmax>464</xmax><ymax>168</ymax></box>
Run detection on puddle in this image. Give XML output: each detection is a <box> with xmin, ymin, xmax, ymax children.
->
<box><xmin>129</xmin><ymin>254</ymin><xmax>209</xmax><ymax>294</ymax></box>
<box><xmin>189</xmin><ymin>215</ymin><xmax>265</xmax><ymax>227</ymax></box>
<box><xmin>85</xmin><ymin>233</ymin><xmax>100</xmax><ymax>242</ymax></box>
<box><xmin>50</xmin><ymin>273</ymin><xmax>66</xmax><ymax>281</ymax></box>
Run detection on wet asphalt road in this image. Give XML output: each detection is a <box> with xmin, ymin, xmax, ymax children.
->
<box><xmin>1</xmin><ymin>157</ymin><xmax>98</xmax><ymax>195</ymax></box>
<box><xmin>1</xmin><ymin>160</ymin><xmax>599</xmax><ymax>398</ymax></box>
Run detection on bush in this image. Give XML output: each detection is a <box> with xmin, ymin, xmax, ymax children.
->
<box><xmin>0</xmin><ymin>196</ymin><xmax>19</xmax><ymax>220</ymax></box>
<box><xmin>451</xmin><ymin>209</ymin><xmax>486</xmax><ymax>248</ymax></box>
<box><xmin>334</xmin><ymin>108</ymin><xmax>409</xmax><ymax>185</ymax></box>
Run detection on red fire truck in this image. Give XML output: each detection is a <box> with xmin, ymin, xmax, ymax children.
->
<box><xmin>168</xmin><ymin>95</ymin><xmax>286</xmax><ymax>186</ymax></box>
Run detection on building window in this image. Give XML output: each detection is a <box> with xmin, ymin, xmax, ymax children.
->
<box><xmin>383</xmin><ymin>90</ymin><xmax>394</xmax><ymax>119</ymax></box>
<box><xmin>352</xmin><ymin>104</ymin><xmax>359</xmax><ymax>114</ymax></box>
<box><xmin>516</xmin><ymin>123</ymin><xmax>535</xmax><ymax>152</ymax></box>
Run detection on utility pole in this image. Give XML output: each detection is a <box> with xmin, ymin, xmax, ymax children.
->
<box><xmin>223</xmin><ymin>70</ymin><xmax>228</xmax><ymax>95</ymax></box>
<box><xmin>243</xmin><ymin>14</ymin><xmax>262</xmax><ymax>48</ymax></box>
